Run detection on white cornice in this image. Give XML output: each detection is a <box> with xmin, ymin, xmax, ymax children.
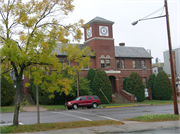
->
<box><xmin>84</xmin><ymin>37</ymin><xmax>114</xmax><ymax>44</ymax></box>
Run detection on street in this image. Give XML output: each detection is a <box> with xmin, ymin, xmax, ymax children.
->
<box><xmin>1</xmin><ymin>104</ymin><xmax>179</xmax><ymax>125</ymax></box>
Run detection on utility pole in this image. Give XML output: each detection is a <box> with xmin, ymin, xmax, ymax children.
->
<box><xmin>36</xmin><ymin>85</ymin><xmax>40</xmax><ymax>123</ymax></box>
<box><xmin>164</xmin><ymin>0</ymin><xmax>179</xmax><ymax>115</ymax></box>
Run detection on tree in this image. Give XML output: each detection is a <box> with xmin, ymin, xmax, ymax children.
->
<box><xmin>153</xmin><ymin>71</ymin><xmax>172</xmax><ymax>100</ymax></box>
<box><xmin>0</xmin><ymin>0</ymin><xmax>83</xmax><ymax>126</ymax></box>
<box><xmin>70</xmin><ymin>76</ymin><xmax>91</xmax><ymax>97</ymax></box>
<box><xmin>61</xmin><ymin>44</ymin><xmax>95</xmax><ymax>97</ymax></box>
<box><xmin>92</xmin><ymin>70</ymin><xmax>112</xmax><ymax>104</ymax></box>
<box><xmin>1</xmin><ymin>75</ymin><xmax>15</xmax><ymax>106</ymax></box>
<box><xmin>126</xmin><ymin>72</ymin><xmax>145</xmax><ymax>102</ymax></box>
<box><xmin>123</xmin><ymin>77</ymin><xmax>128</xmax><ymax>90</ymax></box>
<box><xmin>86</xmin><ymin>68</ymin><xmax>96</xmax><ymax>93</ymax></box>
<box><xmin>147</xmin><ymin>74</ymin><xmax>156</xmax><ymax>98</ymax></box>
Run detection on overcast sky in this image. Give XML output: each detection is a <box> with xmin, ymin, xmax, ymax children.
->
<box><xmin>64</xmin><ymin>0</ymin><xmax>179</xmax><ymax>63</ymax></box>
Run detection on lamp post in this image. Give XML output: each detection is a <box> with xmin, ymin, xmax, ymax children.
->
<box><xmin>132</xmin><ymin>0</ymin><xmax>179</xmax><ymax>115</ymax></box>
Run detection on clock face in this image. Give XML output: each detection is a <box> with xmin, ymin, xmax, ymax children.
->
<box><xmin>99</xmin><ymin>26</ymin><xmax>109</xmax><ymax>36</ymax></box>
<box><xmin>86</xmin><ymin>27</ymin><xmax>92</xmax><ymax>38</ymax></box>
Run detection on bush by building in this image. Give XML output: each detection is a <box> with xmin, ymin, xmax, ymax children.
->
<box><xmin>153</xmin><ymin>71</ymin><xmax>172</xmax><ymax>100</ymax></box>
<box><xmin>147</xmin><ymin>74</ymin><xmax>156</xmax><ymax>99</ymax></box>
<box><xmin>1</xmin><ymin>76</ymin><xmax>15</xmax><ymax>106</ymax></box>
<box><xmin>92</xmin><ymin>70</ymin><xmax>112</xmax><ymax>104</ymax></box>
<box><xmin>123</xmin><ymin>77</ymin><xmax>129</xmax><ymax>90</ymax></box>
<box><xmin>86</xmin><ymin>68</ymin><xmax>96</xmax><ymax>94</ymax></box>
<box><xmin>126</xmin><ymin>72</ymin><xmax>145</xmax><ymax>102</ymax></box>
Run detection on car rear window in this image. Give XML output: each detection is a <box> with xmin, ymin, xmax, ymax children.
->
<box><xmin>92</xmin><ymin>95</ymin><xmax>100</xmax><ymax>100</ymax></box>
<box><xmin>87</xmin><ymin>96</ymin><xmax>92</xmax><ymax>100</ymax></box>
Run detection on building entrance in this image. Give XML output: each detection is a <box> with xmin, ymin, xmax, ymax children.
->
<box><xmin>109</xmin><ymin>76</ymin><xmax>116</xmax><ymax>93</ymax></box>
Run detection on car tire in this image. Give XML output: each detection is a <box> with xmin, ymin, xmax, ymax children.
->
<box><xmin>73</xmin><ymin>104</ymin><xmax>78</xmax><ymax>110</ymax></box>
<box><xmin>87</xmin><ymin>106</ymin><xmax>91</xmax><ymax>109</ymax></box>
<box><xmin>92</xmin><ymin>103</ymin><xmax>97</xmax><ymax>109</ymax></box>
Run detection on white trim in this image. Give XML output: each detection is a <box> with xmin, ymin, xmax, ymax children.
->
<box><xmin>84</xmin><ymin>37</ymin><xmax>114</xmax><ymax>43</ymax></box>
<box><xmin>105</xmin><ymin>71</ymin><xmax>121</xmax><ymax>73</ymax></box>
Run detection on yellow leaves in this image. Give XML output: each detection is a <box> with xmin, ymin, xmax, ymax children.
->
<box><xmin>25</xmin><ymin>83</ymin><xmax>30</xmax><ymax>87</ymax></box>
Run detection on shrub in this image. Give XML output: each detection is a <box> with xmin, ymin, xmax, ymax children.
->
<box><xmin>1</xmin><ymin>76</ymin><xmax>15</xmax><ymax>106</ymax></box>
<box><xmin>69</xmin><ymin>76</ymin><xmax>91</xmax><ymax>97</ymax></box>
<box><xmin>126</xmin><ymin>72</ymin><xmax>145</xmax><ymax>102</ymax></box>
<box><xmin>147</xmin><ymin>74</ymin><xmax>156</xmax><ymax>99</ymax></box>
<box><xmin>86</xmin><ymin>68</ymin><xmax>96</xmax><ymax>94</ymax></box>
<box><xmin>153</xmin><ymin>71</ymin><xmax>172</xmax><ymax>100</ymax></box>
<box><xmin>123</xmin><ymin>77</ymin><xmax>128</xmax><ymax>90</ymax></box>
<box><xmin>29</xmin><ymin>79</ymin><xmax>64</xmax><ymax>105</ymax></box>
<box><xmin>92</xmin><ymin>70</ymin><xmax>112</xmax><ymax>104</ymax></box>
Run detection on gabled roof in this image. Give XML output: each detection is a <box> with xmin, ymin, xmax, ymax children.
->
<box><xmin>85</xmin><ymin>16</ymin><xmax>114</xmax><ymax>26</ymax></box>
<box><xmin>52</xmin><ymin>43</ymin><xmax>90</xmax><ymax>56</ymax></box>
<box><xmin>115</xmin><ymin>46</ymin><xmax>152</xmax><ymax>58</ymax></box>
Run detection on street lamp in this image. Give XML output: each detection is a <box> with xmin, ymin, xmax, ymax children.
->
<box><xmin>132</xmin><ymin>0</ymin><xmax>179</xmax><ymax>115</ymax></box>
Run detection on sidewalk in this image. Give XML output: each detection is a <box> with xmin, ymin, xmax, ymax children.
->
<box><xmin>16</xmin><ymin>120</ymin><xmax>180</xmax><ymax>134</ymax></box>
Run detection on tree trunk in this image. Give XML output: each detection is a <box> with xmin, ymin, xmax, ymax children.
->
<box><xmin>13</xmin><ymin>78</ymin><xmax>21</xmax><ymax>126</ymax></box>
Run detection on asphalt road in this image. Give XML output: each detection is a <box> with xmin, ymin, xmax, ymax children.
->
<box><xmin>1</xmin><ymin>104</ymin><xmax>180</xmax><ymax>125</ymax></box>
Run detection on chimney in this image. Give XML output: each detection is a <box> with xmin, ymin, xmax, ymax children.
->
<box><xmin>119</xmin><ymin>43</ymin><xmax>125</xmax><ymax>46</ymax></box>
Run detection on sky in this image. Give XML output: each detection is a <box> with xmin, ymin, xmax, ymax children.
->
<box><xmin>64</xmin><ymin>0</ymin><xmax>179</xmax><ymax>63</ymax></box>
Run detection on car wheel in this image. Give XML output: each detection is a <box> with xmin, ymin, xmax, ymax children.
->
<box><xmin>92</xmin><ymin>103</ymin><xmax>97</xmax><ymax>109</ymax></box>
<box><xmin>73</xmin><ymin>104</ymin><xmax>78</xmax><ymax>110</ymax></box>
<box><xmin>87</xmin><ymin>106</ymin><xmax>91</xmax><ymax>109</ymax></box>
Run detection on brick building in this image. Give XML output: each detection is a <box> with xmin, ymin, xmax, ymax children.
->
<box><xmin>22</xmin><ymin>17</ymin><xmax>153</xmax><ymax>97</ymax></box>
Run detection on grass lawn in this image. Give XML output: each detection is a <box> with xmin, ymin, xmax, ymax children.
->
<box><xmin>0</xmin><ymin>120</ymin><xmax>124</xmax><ymax>133</ymax></box>
<box><xmin>134</xmin><ymin>99</ymin><xmax>178</xmax><ymax>105</ymax></box>
<box><xmin>124</xmin><ymin>113</ymin><xmax>180</xmax><ymax>122</ymax></box>
<box><xmin>1</xmin><ymin>106</ymin><xmax>24</xmax><ymax>113</ymax></box>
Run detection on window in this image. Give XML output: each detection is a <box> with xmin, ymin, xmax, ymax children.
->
<box><xmin>133</xmin><ymin>60</ymin><xmax>136</xmax><ymax>69</ymax></box>
<box><xmin>81</xmin><ymin>97</ymin><xmax>86</xmax><ymax>100</ymax></box>
<box><xmin>101</xmin><ymin>59</ymin><xmax>105</xmax><ymax>68</ymax></box>
<box><xmin>143</xmin><ymin>77</ymin><xmax>147</xmax><ymax>87</ymax></box>
<box><xmin>121</xmin><ymin>60</ymin><xmax>124</xmax><ymax>69</ymax></box>
<box><xmin>137</xmin><ymin>60</ymin><xmax>141</xmax><ymax>69</ymax></box>
<box><xmin>92</xmin><ymin>95</ymin><xmax>100</xmax><ymax>100</ymax></box>
<box><xmin>87</xmin><ymin>96</ymin><xmax>92</xmax><ymax>100</ymax></box>
<box><xmin>142</xmin><ymin>60</ymin><xmax>145</xmax><ymax>68</ymax></box>
<box><xmin>59</xmin><ymin>58</ymin><xmax>64</xmax><ymax>64</ymax></box>
<box><xmin>64</xmin><ymin>58</ymin><xmax>69</xmax><ymax>65</ymax></box>
<box><xmin>117</xmin><ymin>60</ymin><xmax>120</xmax><ymax>68</ymax></box>
<box><xmin>106</xmin><ymin>59</ymin><xmax>110</xmax><ymax>67</ymax></box>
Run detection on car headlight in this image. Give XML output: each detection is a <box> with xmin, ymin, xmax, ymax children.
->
<box><xmin>68</xmin><ymin>102</ymin><xmax>71</xmax><ymax>105</ymax></box>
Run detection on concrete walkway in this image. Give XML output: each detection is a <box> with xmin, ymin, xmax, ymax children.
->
<box><xmin>21</xmin><ymin>106</ymin><xmax>48</xmax><ymax>112</ymax></box>
<box><xmin>16</xmin><ymin>120</ymin><xmax>180</xmax><ymax>134</ymax></box>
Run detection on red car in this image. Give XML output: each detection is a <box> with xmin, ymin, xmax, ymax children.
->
<box><xmin>65</xmin><ymin>95</ymin><xmax>101</xmax><ymax>110</ymax></box>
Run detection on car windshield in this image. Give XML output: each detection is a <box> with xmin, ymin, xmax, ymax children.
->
<box><xmin>74</xmin><ymin>97</ymin><xmax>80</xmax><ymax>100</ymax></box>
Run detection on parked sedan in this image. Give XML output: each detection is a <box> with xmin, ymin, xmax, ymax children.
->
<box><xmin>65</xmin><ymin>95</ymin><xmax>101</xmax><ymax>110</ymax></box>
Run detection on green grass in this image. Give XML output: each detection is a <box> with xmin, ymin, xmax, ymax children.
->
<box><xmin>0</xmin><ymin>120</ymin><xmax>124</xmax><ymax>133</ymax></box>
<box><xmin>1</xmin><ymin>106</ymin><xmax>24</xmax><ymax>113</ymax></box>
<box><xmin>124</xmin><ymin>113</ymin><xmax>180</xmax><ymax>122</ymax></box>
<box><xmin>134</xmin><ymin>100</ymin><xmax>178</xmax><ymax>105</ymax></box>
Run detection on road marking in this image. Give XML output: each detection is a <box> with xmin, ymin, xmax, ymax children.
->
<box><xmin>53</xmin><ymin>112</ymin><xmax>92</xmax><ymax>121</ymax></box>
<box><xmin>70</xmin><ymin>111</ymin><xmax>120</xmax><ymax>121</ymax></box>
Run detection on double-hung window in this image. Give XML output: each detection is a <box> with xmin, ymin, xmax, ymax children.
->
<box><xmin>106</xmin><ymin>59</ymin><xmax>110</xmax><ymax>67</ymax></box>
<box><xmin>117</xmin><ymin>60</ymin><xmax>120</xmax><ymax>68</ymax></box>
<box><xmin>121</xmin><ymin>60</ymin><xmax>124</xmax><ymax>69</ymax></box>
<box><xmin>101</xmin><ymin>59</ymin><xmax>105</xmax><ymax>68</ymax></box>
<box><xmin>137</xmin><ymin>60</ymin><xmax>141</xmax><ymax>69</ymax></box>
<box><xmin>133</xmin><ymin>60</ymin><xmax>136</xmax><ymax>69</ymax></box>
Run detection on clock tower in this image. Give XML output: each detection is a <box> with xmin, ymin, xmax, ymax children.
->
<box><xmin>84</xmin><ymin>16</ymin><xmax>116</xmax><ymax>69</ymax></box>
